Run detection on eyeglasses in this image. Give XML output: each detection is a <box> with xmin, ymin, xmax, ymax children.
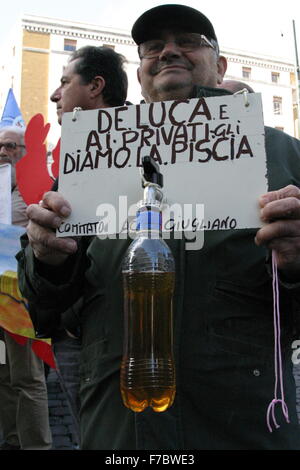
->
<box><xmin>0</xmin><ymin>142</ymin><xmax>25</xmax><ymax>151</ymax></box>
<box><xmin>139</xmin><ymin>33</ymin><xmax>217</xmax><ymax>59</ymax></box>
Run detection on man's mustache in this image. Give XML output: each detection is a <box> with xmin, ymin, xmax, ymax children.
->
<box><xmin>149</xmin><ymin>59</ymin><xmax>193</xmax><ymax>76</ymax></box>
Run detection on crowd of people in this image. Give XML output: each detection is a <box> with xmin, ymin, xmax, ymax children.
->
<box><xmin>1</xmin><ymin>3</ymin><xmax>300</xmax><ymax>450</ymax></box>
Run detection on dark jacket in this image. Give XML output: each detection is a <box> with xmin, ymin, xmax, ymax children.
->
<box><xmin>17</xmin><ymin>87</ymin><xmax>300</xmax><ymax>450</ymax></box>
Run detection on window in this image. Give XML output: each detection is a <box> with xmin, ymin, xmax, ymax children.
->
<box><xmin>271</xmin><ymin>72</ymin><xmax>280</xmax><ymax>83</ymax></box>
<box><xmin>64</xmin><ymin>39</ymin><xmax>77</xmax><ymax>52</ymax></box>
<box><xmin>290</xmin><ymin>72</ymin><xmax>296</xmax><ymax>86</ymax></box>
<box><xmin>273</xmin><ymin>96</ymin><xmax>282</xmax><ymax>115</ymax></box>
<box><xmin>242</xmin><ymin>67</ymin><xmax>251</xmax><ymax>79</ymax></box>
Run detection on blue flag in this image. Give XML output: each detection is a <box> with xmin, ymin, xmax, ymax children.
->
<box><xmin>0</xmin><ymin>88</ymin><xmax>25</xmax><ymax>128</ymax></box>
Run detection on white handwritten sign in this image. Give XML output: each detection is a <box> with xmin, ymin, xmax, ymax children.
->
<box><xmin>57</xmin><ymin>93</ymin><xmax>267</xmax><ymax>237</ymax></box>
<box><xmin>0</xmin><ymin>164</ymin><xmax>11</xmax><ymax>225</ymax></box>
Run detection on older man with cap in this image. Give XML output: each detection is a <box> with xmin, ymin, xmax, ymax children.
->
<box><xmin>17</xmin><ymin>4</ymin><xmax>300</xmax><ymax>450</ymax></box>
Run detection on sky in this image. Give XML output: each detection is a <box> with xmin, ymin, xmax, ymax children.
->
<box><xmin>1</xmin><ymin>0</ymin><xmax>300</xmax><ymax>63</ymax></box>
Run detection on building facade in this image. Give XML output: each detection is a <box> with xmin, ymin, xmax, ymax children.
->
<box><xmin>0</xmin><ymin>15</ymin><xmax>141</xmax><ymax>147</ymax></box>
<box><xmin>224</xmin><ymin>47</ymin><xmax>299</xmax><ymax>138</ymax></box>
<box><xmin>0</xmin><ymin>14</ymin><xmax>299</xmax><ymax>147</ymax></box>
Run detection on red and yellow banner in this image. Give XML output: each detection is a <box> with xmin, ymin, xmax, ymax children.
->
<box><xmin>0</xmin><ymin>271</ymin><xmax>56</xmax><ymax>368</ymax></box>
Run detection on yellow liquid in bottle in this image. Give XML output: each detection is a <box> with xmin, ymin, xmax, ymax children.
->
<box><xmin>120</xmin><ymin>271</ymin><xmax>176</xmax><ymax>412</ymax></box>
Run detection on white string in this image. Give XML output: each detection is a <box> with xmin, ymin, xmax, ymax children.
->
<box><xmin>266</xmin><ymin>250</ymin><xmax>290</xmax><ymax>432</ymax></box>
<box><xmin>233</xmin><ymin>88</ymin><xmax>250</xmax><ymax>107</ymax></box>
<box><xmin>72</xmin><ymin>107</ymin><xmax>82</xmax><ymax>122</ymax></box>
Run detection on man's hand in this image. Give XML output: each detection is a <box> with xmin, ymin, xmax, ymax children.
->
<box><xmin>255</xmin><ymin>185</ymin><xmax>300</xmax><ymax>279</ymax></box>
<box><xmin>26</xmin><ymin>191</ymin><xmax>78</xmax><ymax>266</ymax></box>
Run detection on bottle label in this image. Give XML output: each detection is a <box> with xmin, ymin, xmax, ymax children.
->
<box><xmin>136</xmin><ymin>209</ymin><xmax>162</xmax><ymax>231</ymax></box>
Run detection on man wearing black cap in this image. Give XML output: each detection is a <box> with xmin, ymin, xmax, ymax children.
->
<box><xmin>132</xmin><ymin>4</ymin><xmax>227</xmax><ymax>102</ymax></box>
<box><xmin>17</xmin><ymin>4</ymin><xmax>300</xmax><ymax>450</ymax></box>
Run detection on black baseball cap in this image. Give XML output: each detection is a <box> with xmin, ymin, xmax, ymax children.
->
<box><xmin>131</xmin><ymin>4</ymin><xmax>217</xmax><ymax>45</ymax></box>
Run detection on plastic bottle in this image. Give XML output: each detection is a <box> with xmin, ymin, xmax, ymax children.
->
<box><xmin>120</xmin><ymin>157</ymin><xmax>176</xmax><ymax>412</ymax></box>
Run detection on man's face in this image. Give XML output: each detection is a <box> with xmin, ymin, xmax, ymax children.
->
<box><xmin>137</xmin><ymin>30</ymin><xmax>227</xmax><ymax>102</ymax></box>
<box><xmin>0</xmin><ymin>129</ymin><xmax>25</xmax><ymax>167</ymax></box>
<box><xmin>50</xmin><ymin>58</ymin><xmax>91</xmax><ymax>124</ymax></box>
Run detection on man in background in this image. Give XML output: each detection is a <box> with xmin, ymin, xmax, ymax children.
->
<box><xmin>0</xmin><ymin>126</ymin><xmax>52</xmax><ymax>450</ymax></box>
<box><xmin>45</xmin><ymin>46</ymin><xmax>128</xmax><ymax>443</ymax></box>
